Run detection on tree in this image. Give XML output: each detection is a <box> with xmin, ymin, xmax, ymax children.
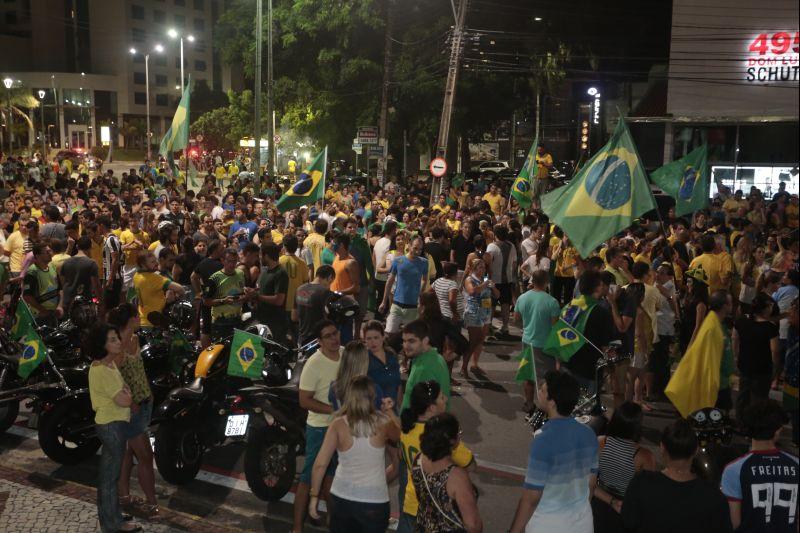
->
<box><xmin>1</xmin><ymin>88</ymin><xmax>39</xmax><ymax>150</ymax></box>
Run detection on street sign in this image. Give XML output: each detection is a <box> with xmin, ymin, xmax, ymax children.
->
<box><xmin>357</xmin><ymin>126</ymin><xmax>379</xmax><ymax>145</ymax></box>
<box><xmin>273</xmin><ymin>134</ymin><xmax>281</xmax><ymax>145</ymax></box>
<box><xmin>352</xmin><ymin>142</ymin><xmax>362</xmax><ymax>155</ymax></box>
<box><xmin>430</xmin><ymin>157</ymin><xmax>447</xmax><ymax>177</ymax></box>
<box><xmin>368</xmin><ymin>144</ymin><xmax>386</xmax><ymax>159</ymax></box>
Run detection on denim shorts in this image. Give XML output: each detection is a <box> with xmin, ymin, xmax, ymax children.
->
<box><xmin>126</xmin><ymin>399</ymin><xmax>152</xmax><ymax>439</ymax></box>
<box><xmin>299</xmin><ymin>424</ymin><xmax>337</xmax><ymax>484</ymax></box>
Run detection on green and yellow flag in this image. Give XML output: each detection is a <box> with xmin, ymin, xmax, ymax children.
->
<box><xmin>511</xmin><ymin>136</ymin><xmax>538</xmax><ymax>209</ymax></box>
<box><xmin>542</xmin><ymin>294</ymin><xmax>598</xmax><ymax>362</ymax></box>
<box><xmin>515</xmin><ymin>345</ymin><xmax>536</xmax><ymax>382</ymax></box>
<box><xmin>276</xmin><ymin>147</ymin><xmax>327</xmax><ymax>214</ymax></box>
<box><xmin>227</xmin><ymin>329</ymin><xmax>265</xmax><ymax>379</ymax></box>
<box><xmin>12</xmin><ymin>301</ymin><xmax>47</xmax><ymax>379</ymax></box>
<box><xmin>541</xmin><ymin>120</ymin><xmax>656</xmax><ymax>258</ymax></box>
<box><xmin>650</xmin><ymin>144</ymin><xmax>709</xmax><ymax>217</ymax></box>
<box><xmin>159</xmin><ymin>77</ymin><xmax>191</xmax><ymax>177</ymax></box>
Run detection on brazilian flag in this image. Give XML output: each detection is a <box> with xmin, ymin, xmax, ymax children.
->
<box><xmin>541</xmin><ymin>120</ymin><xmax>656</xmax><ymax>258</ymax></box>
<box><xmin>227</xmin><ymin>329</ymin><xmax>265</xmax><ymax>379</ymax></box>
<box><xmin>543</xmin><ymin>295</ymin><xmax>597</xmax><ymax>362</ymax></box>
<box><xmin>650</xmin><ymin>144</ymin><xmax>709</xmax><ymax>217</ymax></box>
<box><xmin>159</xmin><ymin>77</ymin><xmax>191</xmax><ymax>177</ymax></box>
<box><xmin>275</xmin><ymin>147</ymin><xmax>327</xmax><ymax>214</ymax></box>
<box><xmin>511</xmin><ymin>136</ymin><xmax>538</xmax><ymax>209</ymax></box>
<box><xmin>515</xmin><ymin>345</ymin><xmax>536</xmax><ymax>382</ymax></box>
<box><xmin>12</xmin><ymin>301</ymin><xmax>47</xmax><ymax>379</ymax></box>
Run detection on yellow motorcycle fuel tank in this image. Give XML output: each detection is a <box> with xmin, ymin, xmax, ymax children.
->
<box><xmin>195</xmin><ymin>344</ymin><xmax>225</xmax><ymax>378</ymax></box>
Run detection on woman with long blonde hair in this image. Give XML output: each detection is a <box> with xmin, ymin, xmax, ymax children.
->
<box><xmin>310</xmin><ymin>375</ymin><xmax>401</xmax><ymax>532</ymax></box>
<box><xmin>328</xmin><ymin>341</ymin><xmax>371</xmax><ymax>409</ymax></box>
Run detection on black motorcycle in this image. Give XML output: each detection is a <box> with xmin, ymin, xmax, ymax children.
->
<box><xmin>0</xmin><ymin>298</ymin><xmax>101</xmax><ymax>465</ymax></box>
<box><xmin>152</xmin><ymin>324</ymin><xmax>316</xmax><ymax>496</ymax></box>
<box><xmin>688</xmin><ymin>407</ymin><xmax>737</xmax><ymax>483</ymax></box>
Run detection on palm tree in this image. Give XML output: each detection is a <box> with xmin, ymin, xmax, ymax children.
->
<box><xmin>121</xmin><ymin>117</ymin><xmax>147</xmax><ymax>149</ymax></box>
<box><xmin>0</xmin><ymin>87</ymin><xmax>39</xmax><ymax>151</ymax></box>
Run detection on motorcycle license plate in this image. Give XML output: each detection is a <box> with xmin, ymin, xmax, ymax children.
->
<box><xmin>224</xmin><ymin>414</ymin><xmax>249</xmax><ymax>437</ymax></box>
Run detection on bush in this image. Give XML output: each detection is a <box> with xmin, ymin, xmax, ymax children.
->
<box><xmin>90</xmin><ymin>146</ymin><xmax>109</xmax><ymax>160</ymax></box>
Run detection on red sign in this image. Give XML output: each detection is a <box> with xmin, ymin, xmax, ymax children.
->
<box><xmin>745</xmin><ymin>31</ymin><xmax>800</xmax><ymax>83</ymax></box>
<box><xmin>430</xmin><ymin>157</ymin><xmax>447</xmax><ymax>177</ymax></box>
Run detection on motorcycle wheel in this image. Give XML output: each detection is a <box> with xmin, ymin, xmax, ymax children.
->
<box><xmin>154</xmin><ymin>423</ymin><xmax>203</xmax><ymax>485</ymax></box>
<box><xmin>0</xmin><ymin>400</ymin><xmax>20</xmax><ymax>434</ymax></box>
<box><xmin>244</xmin><ymin>427</ymin><xmax>296</xmax><ymax>501</ymax></box>
<box><xmin>38</xmin><ymin>397</ymin><xmax>101</xmax><ymax>465</ymax></box>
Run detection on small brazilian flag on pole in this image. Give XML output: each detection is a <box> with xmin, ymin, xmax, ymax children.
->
<box><xmin>515</xmin><ymin>345</ymin><xmax>536</xmax><ymax>383</ymax></box>
<box><xmin>541</xmin><ymin>119</ymin><xmax>656</xmax><ymax>258</ymax></box>
<box><xmin>12</xmin><ymin>301</ymin><xmax>47</xmax><ymax>379</ymax></box>
<box><xmin>542</xmin><ymin>294</ymin><xmax>598</xmax><ymax>362</ymax></box>
<box><xmin>276</xmin><ymin>147</ymin><xmax>327</xmax><ymax>214</ymax></box>
<box><xmin>227</xmin><ymin>329</ymin><xmax>265</xmax><ymax>379</ymax></box>
<box><xmin>511</xmin><ymin>136</ymin><xmax>537</xmax><ymax>209</ymax></box>
<box><xmin>650</xmin><ymin>144</ymin><xmax>710</xmax><ymax>217</ymax></box>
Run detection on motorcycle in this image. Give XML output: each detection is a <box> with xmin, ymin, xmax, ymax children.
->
<box><xmin>152</xmin><ymin>322</ymin><xmax>317</xmax><ymax>496</ymax></box>
<box><xmin>526</xmin><ymin>344</ymin><xmax>627</xmax><ymax>436</ymax></box>
<box><xmin>688</xmin><ymin>407</ymin><xmax>736</xmax><ymax>483</ymax></box>
<box><xmin>0</xmin><ymin>298</ymin><xmax>101</xmax><ymax>464</ymax></box>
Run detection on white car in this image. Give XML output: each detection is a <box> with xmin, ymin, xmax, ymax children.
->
<box><xmin>471</xmin><ymin>160</ymin><xmax>509</xmax><ymax>173</ymax></box>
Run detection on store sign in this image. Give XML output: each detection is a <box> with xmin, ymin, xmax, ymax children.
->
<box><xmin>745</xmin><ymin>31</ymin><xmax>799</xmax><ymax>83</ymax></box>
<box><xmin>592</xmin><ymin>94</ymin><xmax>601</xmax><ymax>124</ymax></box>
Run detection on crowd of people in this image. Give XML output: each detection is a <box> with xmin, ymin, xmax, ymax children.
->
<box><xmin>0</xmin><ymin>151</ymin><xmax>798</xmax><ymax>532</ymax></box>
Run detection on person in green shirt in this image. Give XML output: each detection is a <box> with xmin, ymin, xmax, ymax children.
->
<box><xmin>22</xmin><ymin>241</ymin><xmax>61</xmax><ymax>328</ymax></box>
<box><xmin>400</xmin><ymin>320</ymin><xmax>451</xmax><ymax>411</ymax></box>
<box><xmin>203</xmin><ymin>248</ymin><xmax>255</xmax><ymax>337</ymax></box>
<box><xmin>710</xmin><ymin>290</ymin><xmax>735</xmax><ymax>413</ymax></box>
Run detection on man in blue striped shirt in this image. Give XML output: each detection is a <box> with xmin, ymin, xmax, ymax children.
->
<box><xmin>509</xmin><ymin>370</ymin><xmax>599</xmax><ymax>533</ymax></box>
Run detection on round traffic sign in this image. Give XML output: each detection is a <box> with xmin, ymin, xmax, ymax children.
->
<box><xmin>430</xmin><ymin>157</ymin><xmax>447</xmax><ymax>177</ymax></box>
<box><xmin>274</xmin><ymin>134</ymin><xmax>281</xmax><ymax>145</ymax></box>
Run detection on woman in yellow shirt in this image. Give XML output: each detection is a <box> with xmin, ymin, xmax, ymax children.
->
<box><xmin>552</xmin><ymin>235</ymin><xmax>579</xmax><ymax>305</ymax></box>
<box><xmin>86</xmin><ymin>322</ymin><xmax>140</xmax><ymax>533</ymax></box>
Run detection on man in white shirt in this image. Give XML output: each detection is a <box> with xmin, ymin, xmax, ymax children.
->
<box><xmin>487</xmin><ymin>224</ymin><xmax>518</xmax><ymax>337</ymax></box>
<box><xmin>372</xmin><ymin>220</ymin><xmax>396</xmax><ymax>319</ymax></box>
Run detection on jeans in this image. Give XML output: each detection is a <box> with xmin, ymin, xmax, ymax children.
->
<box><xmin>329</xmin><ymin>494</ymin><xmax>390</xmax><ymax>533</ymax></box>
<box><xmin>397</xmin><ymin>512</ymin><xmax>417</xmax><ymax>533</ymax></box>
<box><xmin>96</xmin><ymin>421</ymin><xmax>128</xmax><ymax>533</ymax></box>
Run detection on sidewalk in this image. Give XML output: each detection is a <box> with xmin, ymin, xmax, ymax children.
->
<box><xmin>0</xmin><ymin>465</ymin><xmax>238</xmax><ymax>532</ymax></box>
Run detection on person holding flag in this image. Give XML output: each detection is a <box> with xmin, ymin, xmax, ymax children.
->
<box><xmin>159</xmin><ymin>77</ymin><xmax>191</xmax><ymax>180</ymax></box>
<box><xmin>650</xmin><ymin>145</ymin><xmax>710</xmax><ymax>217</ymax></box>
<box><xmin>546</xmin><ymin>271</ymin><xmax>617</xmax><ymax>394</ymax></box>
<box><xmin>276</xmin><ymin>148</ymin><xmax>327</xmax><ymax>214</ymax></box>
<box><xmin>541</xmin><ymin>119</ymin><xmax>657</xmax><ymax>259</ymax></box>
<box><xmin>532</xmin><ymin>143</ymin><xmax>553</xmax><ymax>209</ymax></box>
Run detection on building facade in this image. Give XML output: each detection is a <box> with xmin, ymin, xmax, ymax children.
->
<box><xmin>1</xmin><ymin>0</ymin><xmax>233</xmax><ymax>152</ymax></box>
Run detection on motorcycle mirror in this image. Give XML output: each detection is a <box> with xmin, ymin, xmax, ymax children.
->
<box><xmin>147</xmin><ymin>311</ymin><xmax>170</xmax><ymax>329</ymax></box>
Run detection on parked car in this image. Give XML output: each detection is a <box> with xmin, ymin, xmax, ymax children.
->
<box><xmin>470</xmin><ymin>160</ymin><xmax>509</xmax><ymax>173</ymax></box>
<box><xmin>55</xmin><ymin>150</ymin><xmax>86</xmax><ymax>164</ymax></box>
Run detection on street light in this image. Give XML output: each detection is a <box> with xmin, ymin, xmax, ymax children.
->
<box><xmin>3</xmin><ymin>77</ymin><xmax>13</xmax><ymax>155</ymax></box>
<box><xmin>37</xmin><ymin>89</ymin><xmax>47</xmax><ymax>161</ymax></box>
<box><xmin>130</xmin><ymin>44</ymin><xmax>164</xmax><ymax>161</ymax></box>
<box><xmin>587</xmin><ymin>87</ymin><xmax>598</xmax><ymax>96</ymax></box>
<box><xmin>167</xmin><ymin>28</ymin><xmax>194</xmax><ymax>92</ymax></box>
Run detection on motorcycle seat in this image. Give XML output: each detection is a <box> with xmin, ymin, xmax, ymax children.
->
<box><xmin>171</xmin><ymin>377</ymin><xmax>204</xmax><ymax>400</ymax></box>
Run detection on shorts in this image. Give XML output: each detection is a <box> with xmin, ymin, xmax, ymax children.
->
<box><xmin>300</xmin><ymin>425</ymin><xmax>337</xmax><ymax>484</ymax></box>
<box><xmin>532</xmin><ymin>178</ymin><xmax>551</xmax><ymax>199</ymax></box>
<box><xmin>464</xmin><ymin>308</ymin><xmax>491</xmax><ymax>328</ymax></box>
<box><xmin>385</xmin><ymin>304</ymin><xmax>419</xmax><ymax>334</ymax></box>
<box><xmin>126</xmin><ymin>398</ymin><xmax>153</xmax><ymax>439</ymax></box>
<box><xmin>631</xmin><ymin>351</ymin><xmax>648</xmax><ymax>370</ymax></box>
<box><xmin>495</xmin><ymin>283</ymin><xmax>513</xmax><ymax>305</ymax></box>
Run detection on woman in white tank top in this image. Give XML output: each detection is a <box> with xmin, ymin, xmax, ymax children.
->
<box><xmin>309</xmin><ymin>374</ymin><xmax>401</xmax><ymax>533</ymax></box>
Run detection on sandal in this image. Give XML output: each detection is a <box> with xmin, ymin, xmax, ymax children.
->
<box><xmin>119</xmin><ymin>495</ymin><xmax>144</xmax><ymax>507</ymax></box>
<box><xmin>141</xmin><ymin>503</ymin><xmax>161</xmax><ymax>521</ymax></box>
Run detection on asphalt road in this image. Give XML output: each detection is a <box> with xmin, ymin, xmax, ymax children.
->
<box><xmin>1</xmin><ymin>319</ymin><xmax>795</xmax><ymax>532</ymax></box>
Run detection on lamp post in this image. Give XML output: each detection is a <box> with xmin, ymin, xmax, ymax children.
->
<box><xmin>130</xmin><ymin>45</ymin><xmax>163</xmax><ymax>161</ymax></box>
<box><xmin>167</xmin><ymin>28</ymin><xmax>194</xmax><ymax>92</ymax></box>
<box><xmin>37</xmin><ymin>89</ymin><xmax>47</xmax><ymax>162</ymax></box>
<box><xmin>3</xmin><ymin>77</ymin><xmax>12</xmax><ymax>155</ymax></box>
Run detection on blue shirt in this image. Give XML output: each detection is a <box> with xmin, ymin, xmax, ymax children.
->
<box><xmin>367</xmin><ymin>350</ymin><xmax>401</xmax><ymax>406</ymax></box>
<box><xmin>390</xmin><ymin>255</ymin><xmax>429</xmax><ymax>306</ymax></box>
<box><xmin>329</xmin><ymin>379</ymin><xmax>385</xmax><ymax>411</ymax></box>
<box><xmin>524</xmin><ymin>417</ymin><xmax>598</xmax><ymax>514</ymax></box>
<box><xmin>514</xmin><ymin>289</ymin><xmax>561</xmax><ymax>348</ymax></box>
<box><xmin>229</xmin><ymin>221</ymin><xmax>258</xmax><ymax>250</ymax></box>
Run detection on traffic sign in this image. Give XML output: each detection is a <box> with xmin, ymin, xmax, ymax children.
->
<box><xmin>273</xmin><ymin>134</ymin><xmax>281</xmax><ymax>145</ymax></box>
<box><xmin>352</xmin><ymin>142</ymin><xmax>362</xmax><ymax>155</ymax></box>
<box><xmin>357</xmin><ymin>126</ymin><xmax>379</xmax><ymax>145</ymax></box>
<box><xmin>368</xmin><ymin>144</ymin><xmax>386</xmax><ymax>159</ymax></box>
<box><xmin>430</xmin><ymin>157</ymin><xmax>447</xmax><ymax>177</ymax></box>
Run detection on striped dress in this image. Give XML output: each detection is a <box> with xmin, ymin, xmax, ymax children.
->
<box><xmin>597</xmin><ymin>437</ymin><xmax>639</xmax><ymax>497</ymax></box>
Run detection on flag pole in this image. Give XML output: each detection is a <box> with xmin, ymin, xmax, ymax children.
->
<box><xmin>556</xmin><ymin>317</ymin><xmax>608</xmax><ymax>359</ymax></box>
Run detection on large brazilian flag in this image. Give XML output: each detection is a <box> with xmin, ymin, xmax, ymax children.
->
<box><xmin>542</xmin><ymin>119</ymin><xmax>656</xmax><ymax>258</ymax></box>
<box><xmin>650</xmin><ymin>144</ymin><xmax>709</xmax><ymax>217</ymax></box>
<box><xmin>275</xmin><ymin>147</ymin><xmax>327</xmax><ymax>214</ymax></box>
<box><xmin>159</xmin><ymin>77</ymin><xmax>191</xmax><ymax>177</ymax></box>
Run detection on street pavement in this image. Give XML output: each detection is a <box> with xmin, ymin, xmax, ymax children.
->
<box><xmin>1</xmin><ymin>317</ymin><xmax>795</xmax><ymax>532</ymax></box>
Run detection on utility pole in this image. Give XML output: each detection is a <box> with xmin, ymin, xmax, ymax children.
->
<box><xmin>266</xmin><ymin>0</ymin><xmax>275</xmax><ymax>178</ymax></box>
<box><xmin>253</xmin><ymin>0</ymin><xmax>263</xmax><ymax>192</ymax></box>
<box><xmin>71</xmin><ymin>0</ymin><xmax>80</xmax><ymax>72</ymax></box>
<box><xmin>432</xmin><ymin>0</ymin><xmax>468</xmax><ymax>200</ymax></box>
<box><xmin>377</xmin><ymin>0</ymin><xmax>394</xmax><ymax>186</ymax></box>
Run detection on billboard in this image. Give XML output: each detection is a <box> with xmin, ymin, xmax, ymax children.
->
<box><xmin>468</xmin><ymin>142</ymin><xmax>499</xmax><ymax>161</ymax></box>
<box><xmin>667</xmin><ymin>0</ymin><xmax>799</xmax><ymax>120</ymax></box>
